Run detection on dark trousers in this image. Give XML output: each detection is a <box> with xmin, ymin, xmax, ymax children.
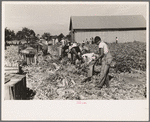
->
<box><xmin>70</xmin><ymin>48</ymin><xmax>82</xmax><ymax>64</ymax></box>
<box><xmin>61</xmin><ymin>45</ymin><xmax>69</xmax><ymax>58</ymax></box>
<box><xmin>71</xmin><ymin>53</ymin><xmax>81</xmax><ymax>64</ymax></box>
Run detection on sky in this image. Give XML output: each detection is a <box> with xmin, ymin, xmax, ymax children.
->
<box><xmin>3</xmin><ymin>2</ymin><xmax>148</xmax><ymax>36</ymax></box>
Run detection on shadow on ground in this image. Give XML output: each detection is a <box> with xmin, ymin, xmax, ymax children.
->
<box><xmin>26</xmin><ymin>87</ymin><xmax>36</xmax><ymax>100</ymax></box>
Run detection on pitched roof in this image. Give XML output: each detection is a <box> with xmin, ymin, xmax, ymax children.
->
<box><xmin>20</xmin><ymin>46</ymin><xmax>37</xmax><ymax>54</ymax></box>
<box><xmin>69</xmin><ymin>15</ymin><xmax>146</xmax><ymax>30</ymax></box>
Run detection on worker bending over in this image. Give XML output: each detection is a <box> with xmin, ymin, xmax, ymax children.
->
<box><xmin>59</xmin><ymin>38</ymin><xmax>70</xmax><ymax>59</ymax></box>
<box><xmin>60</xmin><ymin>41</ymin><xmax>70</xmax><ymax>59</ymax></box>
<box><xmin>69</xmin><ymin>42</ymin><xmax>84</xmax><ymax>65</ymax></box>
<box><xmin>94</xmin><ymin>36</ymin><xmax>113</xmax><ymax>88</ymax></box>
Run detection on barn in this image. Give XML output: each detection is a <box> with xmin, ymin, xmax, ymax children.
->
<box><xmin>69</xmin><ymin>15</ymin><xmax>146</xmax><ymax>43</ymax></box>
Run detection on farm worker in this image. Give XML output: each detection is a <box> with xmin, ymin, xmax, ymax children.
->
<box><xmin>59</xmin><ymin>37</ymin><xmax>66</xmax><ymax>59</ymax></box>
<box><xmin>69</xmin><ymin>42</ymin><xmax>84</xmax><ymax>65</ymax></box>
<box><xmin>62</xmin><ymin>42</ymin><xmax>70</xmax><ymax>57</ymax></box>
<box><xmin>61</xmin><ymin>37</ymin><xmax>66</xmax><ymax>47</ymax></box>
<box><xmin>39</xmin><ymin>39</ymin><xmax>48</xmax><ymax>55</ymax></box>
<box><xmin>116</xmin><ymin>37</ymin><xmax>118</xmax><ymax>44</ymax></box>
<box><xmin>94</xmin><ymin>36</ymin><xmax>113</xmax><ymax>88</ymax></box>
<box><xmin>41</xmin><ymin>43</ymin><xmax>48</xmax><ymax>55</ymax></box>
<box><xmin>80</xmin><ymin>41</ymin><xmax>90</xmax><ymax>54</ymax></box>
<box><xmin>59</xmin><ymin>41</ymin><xmax>71</xmax><ymax>60</ymax></box>
<box><xmin>52</xmin><ymin>38</ymin><xmax>55</xmax><ymax>45</ymax></box>
<box><xmin>45</xmin><ymin>40</ymin><xmax>48</xmax><ymax>45</ymax></box>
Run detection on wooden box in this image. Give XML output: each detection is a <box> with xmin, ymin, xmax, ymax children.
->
<box><xmin>87</xmin><ymin>65</ymin><xmax>94</xmax><ymax>77</ymax></box>
<box><xmin>5</xmin><ymin>74</ymin><xmax>26</xmax><ymax>100</ymax></box>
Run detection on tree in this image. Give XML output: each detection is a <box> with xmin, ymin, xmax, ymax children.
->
<box><xmin>42</xmin><ymin>33</ymin><xmax>51</xmax><ymax>41</ymax></box>
<box><xmin>5</xmin><ymin>27</ymin><xmax>16</xmax><ymax>49</ymax></box>
<box><xmin>29</xmin><ymin>29</ymin><xmax>37</xmax><ymax>43</ymax></box>
<box><xmin>16</xmin><ymin>31</ymin><xmax>24</xmax><ymax>40</ymax></box>
<box><xmin>22</xmin><ymin>27</ymin><xmax>36</xmax><ymax>43</ymax></box>
<box><xmin>5</xmin><ymin>27</ymin><xmax>16</xmax><ymax>41</ymax></box>
<box><xmin>16</xmin><ymin>27</ymin><xmax>36</xmax><ymax>43</ymax></box>
<box><xmin>58</xmin><ymin>33</ymin><xmax>64</xmax><ymax>42</ymax></box>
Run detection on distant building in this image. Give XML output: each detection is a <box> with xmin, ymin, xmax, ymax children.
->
<box><xmin>69</xmin><ymin>15</ymin><xmax>146</xmax><ymax>43</ymax></box>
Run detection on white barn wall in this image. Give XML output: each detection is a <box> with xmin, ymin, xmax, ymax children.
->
<box><xmin>74</xmin><ymin>30</ymin><xmax>146</xmax><ymax>43</ymax></box>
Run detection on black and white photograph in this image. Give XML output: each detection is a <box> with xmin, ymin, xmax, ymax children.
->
<box><xmin>2</xmin><ymin>1</ymin><xmax>149</xmax><ymax>121</ymax></box>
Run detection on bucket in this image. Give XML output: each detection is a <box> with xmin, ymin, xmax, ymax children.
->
<box><xmin>87</xmin><ymin>65</ymin><xmax>94</xmax><ymax>77</ymax></box>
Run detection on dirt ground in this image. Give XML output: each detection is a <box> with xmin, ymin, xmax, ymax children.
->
<box><xmin>5</xmin><ymin>43</ymin><xmax>147</xmax><ymax>100</ymax></box>
<box><xmin>24</xmin><ymin>45</ymin><xmax>147</xmax><ymax>100</ymax></box>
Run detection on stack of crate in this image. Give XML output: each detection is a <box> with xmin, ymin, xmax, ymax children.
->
<box><xmin>5</xmin><ymin>64</ymin><xmax>19</xmax><ymax>74</ymax></box>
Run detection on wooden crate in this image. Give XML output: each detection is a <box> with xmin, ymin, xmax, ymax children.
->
<box><xmin>23</xmin><ymin>54</ymin><xmax>37</xmax><ymax>65</ymax></box>
<box><xmin>5</xmin><ymin>74</ymin><xmax>26</xmax><ymax>100</ymax></box>
<box><xmin>5</xmin><ymin>66</ymin><xmax>19</xmax><ymax>74</ymax></box>
<box><xmin>87</xmin><ymin>65</ymin><xmax>94</xmax><ymax>77</ymax></box>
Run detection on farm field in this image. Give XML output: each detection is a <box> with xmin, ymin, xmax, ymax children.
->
<box><xmin>4</xmin><ymin>41</ymin><xmax>147</xmax><ymax>100</ymax></box>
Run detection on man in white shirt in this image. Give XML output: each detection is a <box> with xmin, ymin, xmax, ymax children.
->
<box><xmin>61</xmin><ymin>38</ymin><xmax>66</xmax><ymax>47</ymax></box>
<box><xmin>94</xmin><ymin>36</ymin><xmax>113</xmax><ymax>89</ymax></box>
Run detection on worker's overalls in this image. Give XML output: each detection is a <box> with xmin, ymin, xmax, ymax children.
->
<box><xmin>98</xmin><ymin>51</ymin><xmax>112</xmax><ymax>88</ymax></box>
